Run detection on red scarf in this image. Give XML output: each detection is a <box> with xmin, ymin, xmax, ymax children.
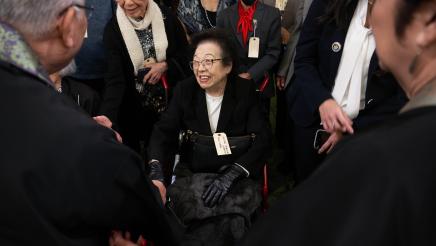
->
<box><xmin>237</xmin><ymin>0</ymin><xmax>258</xmax><ymax>46</ymax></box>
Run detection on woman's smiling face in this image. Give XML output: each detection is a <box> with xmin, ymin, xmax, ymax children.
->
<box><xmin>117</xmin><ymin>0</ymin><xmax>148</xmax><ymax>18</ymax></box>
<box><xmin>192</xmin><ymin>41</ymin><xmax>232</xmax><ymax>93</ymax></box>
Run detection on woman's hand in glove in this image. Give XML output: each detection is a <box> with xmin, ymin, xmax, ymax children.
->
<box><xmin>202</xmin><ymin>164</ymin><xmax>247</xmax><ymax>207</ymax></box>
<box><xmin>149</xmin><ymin>161</ymin><xmax>166</xmax><ymax>204</ymax></box>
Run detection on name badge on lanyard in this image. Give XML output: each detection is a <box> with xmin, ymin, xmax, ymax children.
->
<box><xmin>248</xmin><ymin>19</ymin><xmax>260</xmax><ymax>58</ymax></box>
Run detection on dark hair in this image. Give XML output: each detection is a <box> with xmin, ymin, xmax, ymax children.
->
<box><xmin>395</xmin><ymin>0</ymin><xmax>430</xmax><ymax>37</ymax></box>
<box><xmin>319</xmin><ymin>0</ymin><xmax>358</xmax><ymax>30</ymax></box>
<box><xmin>191</xmin><ymin>28</ymin><xmax>239</xmax><ymax>77</ymax></box>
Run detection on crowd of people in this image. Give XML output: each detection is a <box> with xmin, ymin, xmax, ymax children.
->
<box><xmin>1</xmin><ymin>0</ymin><xmax>436</xmax><ymax>245</ymax></box>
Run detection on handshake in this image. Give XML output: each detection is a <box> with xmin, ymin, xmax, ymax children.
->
<box><xmin>148</xmin><ymin>161</ymin><xmax>248</xmax><ymax>207</ymax></box>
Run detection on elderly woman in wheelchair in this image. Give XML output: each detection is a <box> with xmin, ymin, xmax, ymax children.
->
<box><xmin>146</xmin><ymin>29</ymin><xmax>272</xmax><ymax>245</ymax></box>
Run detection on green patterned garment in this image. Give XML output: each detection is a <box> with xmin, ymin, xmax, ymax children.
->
<box><xmin>0</xmin><ymin>22</ymin><xmax>52</xmax><ymax>85</ymax></box>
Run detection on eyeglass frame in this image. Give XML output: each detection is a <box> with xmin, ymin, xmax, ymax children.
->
<box><xmin>189</xmin><ymin>58</ymin><xmax>227</xmax><ymax>71</ymax></box>
<box><xmin>59</xmin><ymin>3</ymin><xmax>94</xmax><ymax>19</ymax></box>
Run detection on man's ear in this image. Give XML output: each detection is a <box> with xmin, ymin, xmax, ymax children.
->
<box><xmin>57</xmin><ymin>7</ymin><xmax>77</xmax><ymax>48</ymax></box>
<box><xmin>416</xmin><ymin>3</ymin><xmax>436</xmax><ymax>49</ymax></box>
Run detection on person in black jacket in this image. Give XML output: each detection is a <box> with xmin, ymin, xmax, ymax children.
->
<box><xmin>217</xmin><ymin>0</ymin><xmax>281</xmax><ymax>116</ymax></box>
<box><xmin>288</xmin><ymin>0</ymin><xmax>406</xmax><ymax>183</ymax></box>
<box><xmin>146</xmin><ymin>29</ymin><xmax>272</xmax><ymax>245</ymax></box>
<box><xmin>243</xmin><ymin>0</ymin><xmax>436</xmax><ymax>245</ymax></box>
<box><xmin>99</xmin><ymin>0</ymin><xmax>191</xmax><ymax>155</ymax></box>
<box><xmin>0</xmin><ymin>0</ymin><xmax>179</xmax><ymax>245</ymax></box>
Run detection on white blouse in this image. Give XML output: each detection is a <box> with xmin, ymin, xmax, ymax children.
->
<box><xmin>205</xmin><ymin>93</ymin><xmax>224</xmax><ymax>134</ymax></box>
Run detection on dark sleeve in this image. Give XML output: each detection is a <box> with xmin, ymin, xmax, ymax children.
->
<box><xmin>293</xmin><ymin>0</ymin><xmax>332</xmax><ymax>115</ymax></box>
<box><xmin>216</xmin><ymin>8</ymin><xmax>226</xmax><ymax>28</ymax></box>
<box><xmin>235</xmin><ymin>81</ymin><xmax>273</xmax><ymax>176</ymax></box>
<box><xmin>241</xmin><ymin>139</ymin><xmax>394</xmax><ymax>246</ymax></box>
<box><xmin>99</xmin><ymin>20</ymin><xmax>126</xmax><ymax>124</ymax></box>
<box><xmin>147</xmin><ymin>79</ymin><xmax>185</xmax><ymax>162</ymax></box>
<box><xmin>48</xmin><ymin>123</ymin><xmax>179</xmax><ymax>245</ymax></box>
<box><xmin>247</xmin><ymin>7</ymin><xmax>282</xmax><ymax>82</ymax></box>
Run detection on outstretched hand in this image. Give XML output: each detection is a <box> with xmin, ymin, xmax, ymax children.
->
<box><xmin>93</xmin><ymin>115</ymin><xmax>123</xmax><ymax>143</ymax></box>
<box><xmin>318</xmin><ymin>130</ymin><xmax>343</xmax><ymax>154</ymax></box>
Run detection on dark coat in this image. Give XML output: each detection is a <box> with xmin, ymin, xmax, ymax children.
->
<box><xmin>100</xmin><ymin>4</ymin><xmax>191</xmax><ymax>146</ymax></box>
<box><xmin>147</xmin><ymin>76</ymin><xmax>272</xmax><ymax>177</ymax></box>
<box><xmin>217</xmin><ymin>2</ymin><xmax>282</xmax><ymax>98</ymax></box>
<box><xmin>288</xmin><ymin>0</ymin><xmax>406</xmax><ymax>128</ymax></box>
<box><xmin>0</xmin><ymin>61</ymin><xmax>179</xmax><ymax>245</ymax></box>
<box><xmin>243</xmin><ymin>105</ymin><xmax>436</xmax><ymax>246</ymax></box>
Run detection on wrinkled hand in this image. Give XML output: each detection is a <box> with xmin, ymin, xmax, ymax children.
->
<box><xmin>318</xmin><ymin>130</ymin><xmax>343</xmax><ymax>154</ymax></box>
<box><xmin>202</xmin><ymin>165</ymin><xmax>246</xmax><ymax>207</ymax></box>
<box><xmin>148</xmin><ymin>161</ymin><xmax>166</xmax><ymax>204</ymax></box>
<box><xmin>143</xmin><ymin>62</ymin><xmax>168</xmax><ymax>85</ymax></box>
<box><xmin>281</xmin><ymin>27</ymin><xmax>291</xmax><ymax>45</ymax></box>
<box><xmin>152</xmin><ymin>180</ymin><xmax>167</xmax><ymax>205</ymax></box>
<box><xmin>109</xmin><ymin>231</ymin><xmax>144</xmax><ymax>246</ymax></box>
<box><xmin>238</xmin><ymin>72</ymin><xmax>252</xmax><ymax>80</ymax></box>
<box><xmin>319</xmin><ymin>99</ymin><xmax>354</xmax><ymax>134</ymax></box>
<box><xmin>276</xmin><ymin>75</ymin><xmax>286</xmax><ymax>91</ymax></box>
<box><xmin>93</xmin><ymin>115</ymin><xmax>123</xmax><ymax>143</ymax></box>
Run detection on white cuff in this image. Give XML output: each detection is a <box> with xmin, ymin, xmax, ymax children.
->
<box><xmin>234</xmin><ymin>163</ymin><xmax>250</xmax><ymax>178</ymax></box>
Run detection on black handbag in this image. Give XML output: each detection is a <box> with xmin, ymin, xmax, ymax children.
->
<box><xmin>135</xmin><ymin>72</ymin><xmax>169</xmax><ymax>113</ymax></box>
<box><xmin>179</xmin><ymin>130</ymin><xmax>255</xmax><ymax>173</ymax></box>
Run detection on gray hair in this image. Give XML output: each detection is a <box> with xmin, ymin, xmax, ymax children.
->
<box><xmin>0</xmin><ymin>0</ymin><xmax>81</xmax><ymax>38</ymax></box>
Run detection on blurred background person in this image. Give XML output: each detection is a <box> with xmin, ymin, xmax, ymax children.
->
<box><xmin>99</xmin><ymin>0</ymin><xmax>190</xmax><ymax>155</ymax></box>
<box><xmin>242</xmin><ymin>0</ymin><xmax>436</xmax><ymax>244</ymax></box>
<box><xmin>274</xmin><ymin>0</ymin><xmax>313</xmax><ymax>179</ymax></box>
<box><xmin>177</xmin><ymin>0</ymin><xmax>236</xmax><ymax>38</ymax></box>
<box><xmin>50</xmin><ymin>60</ymin><xmax>101</xmax><ymax>116</ymax></box>
<box><xmin>288</xmin><ymin>0</ymin><xmax>406</xmax><ymax>184</ymax></box>
<box><xmin>217</xmin><ymin>0</ymin><xmax>281</xmax><ymax>117</ymax></box>
<box><xmin>68</xmin><ymin>0</ymin><xmax>116</xmax><ymax>95</ymax></box>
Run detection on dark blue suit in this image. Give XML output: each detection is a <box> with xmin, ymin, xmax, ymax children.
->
<box><xmin>287</xmin><ymin>0</ymin><xmax>406</xmax><ymax>182</ymax></box>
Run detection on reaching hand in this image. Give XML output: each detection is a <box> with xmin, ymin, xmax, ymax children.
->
<box><xmin>109</xmin><ymin>231</ymin><xmax>143</xmax><ymax>246</ymax></box>
<box><xmin>152</xmin><ymin>180</ymin><xmax>167</xmax><ymax>205</ymax></box>
<box><xmin>319</xmin><ymin>99</ymin><xmax>354</xmax><ymax>134</ymax></box>
<box><xmin>202</xmin><ymin>165</ymin><xmax>246</xmax><ymax>207</ymax></box>
<box><xmin>148</xmin><ymin>161</ymin><xmax>166</xmax><ymax>204</ymax></box>
<box><xmin>93</xmin><ymin>115</ymin><xmax>123</xmax><ymax>143</ymax></box>
<box><xmin>238</xmin><ymin>73</ymin><xmax>252</xmax><ymax>80</ymax></box>
<box><xmin>318</xmin><ymin>130</ymin><xmax>343</xmax><ymax>154</ymax></box>
<box><xmin>276</xmin><ymin>75</ymin><xmax>286</xmax><ymax>91</ymax></box>
<box><xmin>143</xmin><ymin>62</ymin><xmax>168</xmax><ymax>85</ymax></box>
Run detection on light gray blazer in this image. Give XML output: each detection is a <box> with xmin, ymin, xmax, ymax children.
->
<box><xmin>277</xmin><ymin>0</ymin><xmax>313</xmax><ymax>88</ymax></box>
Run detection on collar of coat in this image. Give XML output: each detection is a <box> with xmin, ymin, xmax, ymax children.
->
<box><xmin>0</xmin><ymin>21</ymin><xmax>53</xmax><ymax>86</ymax></box>
<box><xmin>400</xmin><ymin>79</ymin><xmax>436</xmax><ymax>114</ymax></box>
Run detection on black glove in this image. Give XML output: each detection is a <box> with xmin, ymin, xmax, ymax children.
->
<box><xmin>149</xmin><ymin>160</ymin><xmax>165</xmax><ymax>182</ymax></box>
<box><xmin>202</xmin><ymin>164</ymin><xmax>247</xmax><ymax>207</ymax></box>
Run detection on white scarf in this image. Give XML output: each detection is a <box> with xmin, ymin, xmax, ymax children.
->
<box><xmin>116</xmin><ymin>1</ymin><xmax>168</xmax><ymax>75</ymax></box>
<box><xmin>331</xmin><ymin>0</ymin><xmax>375</xmax><ymax>119</ymax></box>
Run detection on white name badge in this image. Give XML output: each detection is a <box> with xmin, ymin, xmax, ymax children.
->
<box><xmin>84</xmin><ymin>29</ymin><xmax>88</xmax><ymax>38</ymax></box>
<box><xmin>213</xmin><ymin>133</ymin><xmax>232</xmax><ymax>156</ymax></box>
<box><xmin>248</xmin><ymin>37</ymin><xmax>260</xmax><ymax>58</ymax></box>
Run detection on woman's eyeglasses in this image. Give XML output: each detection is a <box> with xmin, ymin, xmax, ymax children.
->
<box><xmin>189</xmin><ymin>58</ymin><xmax>224</xmax><ymax>70</ymax></box>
